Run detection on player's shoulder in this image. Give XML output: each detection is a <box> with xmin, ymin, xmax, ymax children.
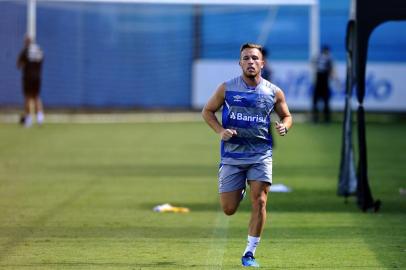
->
<box><xmin>262</xmin><ymin>78</ymin><xmax>282</xmax><ymax>94</ymax></box>
<box><xmin>223</xmin><ymin>76</ymin><xmax>244</xmax><ymax>93</ymax></box>
<box><xmin>224</xmin><ymin>76</ymin><xmax>241</xmax><ymax>86</ymax></box>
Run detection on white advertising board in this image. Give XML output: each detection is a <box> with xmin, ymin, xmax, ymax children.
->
<box><xmin>192</xmin><ymin>60</ymin><xmax>406</xmax><ymax>112</ymax></box>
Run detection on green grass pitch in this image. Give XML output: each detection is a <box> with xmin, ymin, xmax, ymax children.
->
<box><xmin>0</xmin><ymin>120</ymin><xmax>405</xmax><ymax>269</ymax></box>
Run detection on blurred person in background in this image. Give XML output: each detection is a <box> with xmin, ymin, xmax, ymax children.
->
<box><xmin>261</xmin><ymin>47</ymin><xmax>276</xmax><ymax>148</ymax></box>
<box><xmin>17</xmin><ymin>36</ymin><xmax>44</xmax><ymax>127</ymax></box>
<box><xmin>202</xmin><ymin>43</ymin><xmax>292</xmax><ymax>268</ymax></box>
<box><xmin>261</xmin><ymin>48</ymin><xmax>272</xmax><ymax>82</ymax></box>
<box><xmin>312</xmin><ymin>45</ymin><xmax>334</xmax><ymax>123</ymax></box>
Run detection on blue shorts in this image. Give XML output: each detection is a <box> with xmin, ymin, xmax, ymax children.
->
<box><xmin>218</xmin><ymin>158</ymin><xmax>272</xmax><ymax>193</ymax></box>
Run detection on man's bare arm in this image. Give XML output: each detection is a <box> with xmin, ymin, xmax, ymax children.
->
<box><xmin>274</xmin><ymin>89</ymin><xmax>293</xmax><ymax>136</ymax></box>
<box><xmin>202</xmin><ymin>84</ymin><xmax>237</xmax><ymax>141</ymax></box>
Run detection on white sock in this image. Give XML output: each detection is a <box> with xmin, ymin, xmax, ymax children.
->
<box><xmin>243</xmin><ymin>235</ymin><xmax>260</xmax><ymax>256</ymax></box>
<box><xmin>37</xmin><ymin>112</ymin><xmax>44</xmax><ymax>124</ymax></box>
<box><xmin>24</xmin><ymin>115</ymin><xmax>33</xmax><ymax>127</ymax></box>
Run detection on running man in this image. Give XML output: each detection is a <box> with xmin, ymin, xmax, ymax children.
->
<box><xmin>202</xmin><ymin>43</ymin><xmax>292</xmax><ymax>267</ymax></box>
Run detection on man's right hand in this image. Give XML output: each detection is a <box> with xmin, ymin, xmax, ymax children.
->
<box><xmin>220</xmin><ymin>129</ymin><xmax>237</xmax><ymax>141</ymax></box>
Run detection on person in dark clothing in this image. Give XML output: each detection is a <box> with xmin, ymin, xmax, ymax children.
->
<box><xmin>261</xmin><ymin>48</ymin><xmax>276</xmax><ymax>147</ymax></box>
<box><xmin>261</xmin><ymin>48</ymin><xmax>273</xmax><ymax>82</ymax></box>
<box><xmin>17</xmin><ymin>36</ymin><xmax>44</xmax><ymax>127</ymax></box>
<box><xmin>312</xmin><ymin>45</ymin><xmax>333</xmax><ymax>123</ymax></box>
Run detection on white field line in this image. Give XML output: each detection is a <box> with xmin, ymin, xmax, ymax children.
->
<box><xmin>205</xmin><ymin>212</ymin><xmax>230</xmax><ymax>269</ymax></box>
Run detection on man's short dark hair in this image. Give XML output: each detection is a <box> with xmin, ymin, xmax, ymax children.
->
<box><xmin>240</xmin><ymin>43</ymin><xmax>264</xmax><ymax>56</ymax></box>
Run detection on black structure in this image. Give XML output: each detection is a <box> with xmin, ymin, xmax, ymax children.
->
<box><xmin>339</xmin><ymin>0</ymin><xmax>406</xmax><ymax>211</ymax></box>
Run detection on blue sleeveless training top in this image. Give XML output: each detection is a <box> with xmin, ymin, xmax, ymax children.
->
<box><xmin>221</xmin><ymin>76</ymin><xmax>278</xmax><ymax>165</ymax></box>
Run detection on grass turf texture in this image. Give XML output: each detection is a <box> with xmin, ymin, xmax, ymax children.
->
<box><xmin>0</xmin><ymin>121</ymin><xmax>405</xmax><ymax>269</ymax></box>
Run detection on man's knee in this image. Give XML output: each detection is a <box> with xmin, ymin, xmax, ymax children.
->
<box><xmin>222</xmin><ymin>203</ymin><xmax>238</xmax><ymax>216</ymax></box>
<box><xmin>220</xmin><ymin>189</ymin><xmax>243</xmax><ymax>216</ymax></box>
<box><xmin>252</xmin><ymin>195</ymin><xmax>267</xmax><ymax>211</ymax></box>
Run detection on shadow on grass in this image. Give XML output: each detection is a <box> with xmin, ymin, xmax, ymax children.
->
<box><xmin>0</xmin><ymin>178</ymin><xmax>99</xmax><ymax>262</ymax></box>
<box><xmin>51</xmin><ymin>163</ymin><xmax>344</xmax><ymax>178</ymax></box>
<box><xmin>0</xmin><ymin>261</ymin><xmax>179</xmax><ymax>269</ymax></box>
<box><xmin>51</xmin><ymin>164</ymin><xmax>217</xmax><ymax>177</ymax></box>
<box><xmin>48</xmin><ymin>163</ymin><xmax>406</xmax><ymax>214</ymax></box>
<box><xmin>142</xmin><ymin>192</ymin><xmax>404</xmax><ymax>214</ymax></box>
<box><xmin>0</xmin><ymin>225</ymin><xmax>367</xmax><ymax>240</ymax></box>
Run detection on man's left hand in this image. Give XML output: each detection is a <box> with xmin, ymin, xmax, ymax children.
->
<box><xmin>275</xmin><ymin>121</ymin><xmax>288</xmax><ymax>136</ymax></box>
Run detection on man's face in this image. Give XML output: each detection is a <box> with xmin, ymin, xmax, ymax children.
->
<box><xmin>239</xmin><ymin>48</ymin><xmax>264</xmax><ymax>78</ymax></box>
